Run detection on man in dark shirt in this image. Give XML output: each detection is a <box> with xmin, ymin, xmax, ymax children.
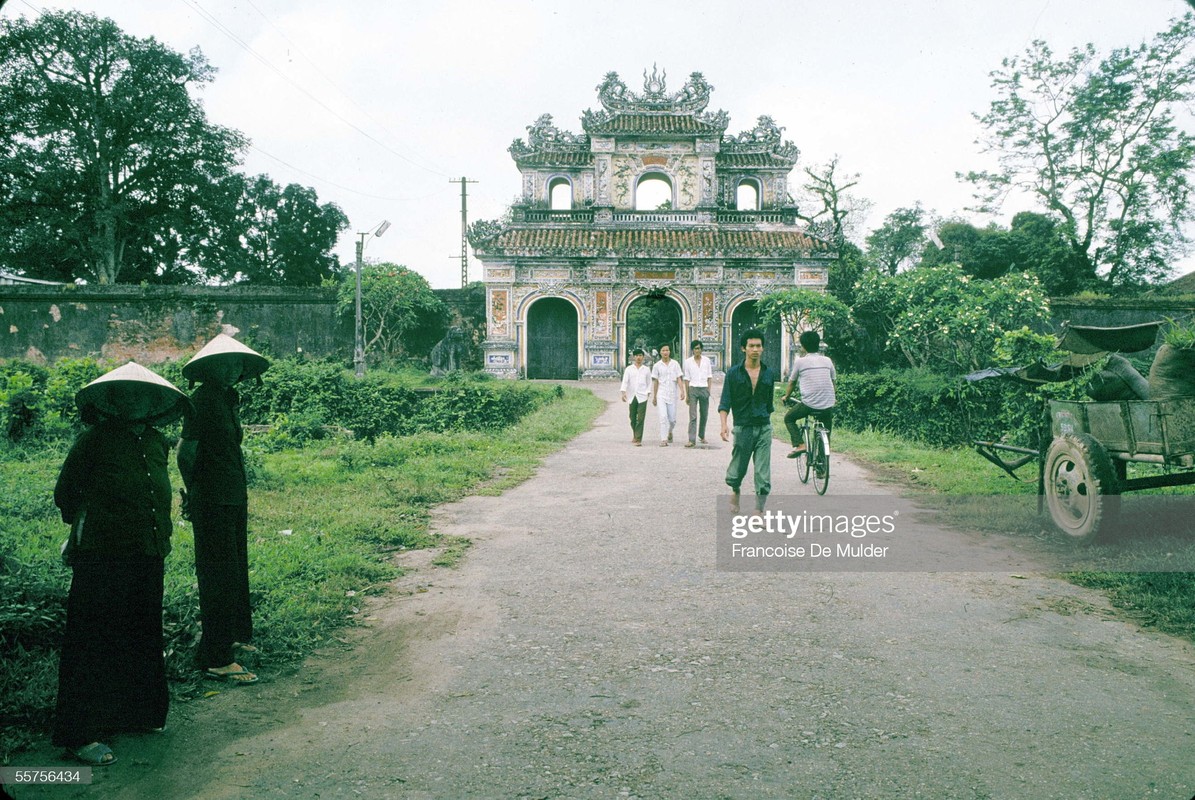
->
<box><xmin>718</xmin><ymin>328</ymin><xmax>776</xmax><ymax>514</ymax></box>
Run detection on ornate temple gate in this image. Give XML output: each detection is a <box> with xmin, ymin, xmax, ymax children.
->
<box><xmin>471</xmin><ymin>67</ymin><xmax>833</xmax><ymax>379</ymax></box>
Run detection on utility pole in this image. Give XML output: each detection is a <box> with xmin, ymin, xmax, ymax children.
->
<box><xmin>354</xmin><ymin>220</ymin><xmax>390</xmax><ymax>378</ymax></box>
<box><xmin>450</xmin><ymin>177</ymin><xmax>478</xmax><ymax>288</ymax></box>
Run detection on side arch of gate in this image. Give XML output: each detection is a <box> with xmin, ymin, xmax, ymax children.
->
<box><xmin>723</xmin><ymin>293</ymin><xmax>787</xmax><ymax>377</ymax></box>
<box><xmin>517</xmin><ymin>290</ymin><xmax>586</xmax><ymax>379</ymax></box>
<box><xmin>614</xmin><ymin>287</ymin><xmax>694</xmax><ymax>372</ymax></box>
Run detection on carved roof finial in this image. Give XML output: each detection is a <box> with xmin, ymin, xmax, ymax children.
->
<box><xmin>643</xmin><ymin>63</ymin><xmax>667</xmax><ymax>98</ymax></box>
<box><xmin>592</xmin><ymin>66</ymin><xmax>717</xmax><ymax>117</ymax></box>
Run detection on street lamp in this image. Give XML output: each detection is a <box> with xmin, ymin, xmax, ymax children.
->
<box><xmin>354</xmin><ymin>220</ymin><xmax>391</xmax><ymax>378</ymax></box>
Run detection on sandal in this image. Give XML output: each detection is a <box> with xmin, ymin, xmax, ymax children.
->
<box><xmin>232</xmin><ymin>642</ymin><xmax>258</xmax><ymax>654</ymax></box>
<box><xmin>204</xmin><ymin>665</ymin><xmax>259</xmax><ymax>685</ymax></box>
<box><xmin>71</xmin><ymin>741</ymin><xmax>116</xmax><ymax>766</ymax></box>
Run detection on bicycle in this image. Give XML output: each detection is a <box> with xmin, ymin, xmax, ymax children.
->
<box><xmin>785</xmin><ymin>399</ymin><xmax>831</xmax><ymax>495</ymax></box>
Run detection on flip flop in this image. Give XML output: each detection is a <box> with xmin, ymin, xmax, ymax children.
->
<box><xmin>71</xmin><ymin>742</ymin><xmax>116</xmax><ymax>766</ymax></box>
<box><xmin>232</xmin><ymin>642</ymin><xmax>258</xmax><ymax>654</ymax></box>
<box><xmin>204</xmin><ymin>666</ymin><xmax>259</xmax><ymax>685</ymax></box>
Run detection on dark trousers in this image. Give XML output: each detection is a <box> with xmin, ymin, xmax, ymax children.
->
<box><xmin>687</xmin><ymin>386</ymin><xmax>710</xmax><ymax>443</ymax></box>
<box><xmin>784</xmin><ymin>403</ymin><xmax>834</xmax><ymax>445</ymax></box>
<box><xmin>192</xmin><ymin>503</ymin><xmax>252</xmax><ymax>669</ymax></box>
<box><xmin>725</xmin><ymin>423</ymin><xmax>772</xmax><ymax>509</ymax></box>
<box><xmin>628</xmin><ymin>397</ymin><xmax>648</xmax><ymax>442</ymax></box>
<box><xmin>53</xmin><ymin>554</ymin><xmax>168</xmax><ymax>748</ymax></box>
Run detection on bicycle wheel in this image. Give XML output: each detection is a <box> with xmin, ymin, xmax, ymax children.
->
<box><xmin>795</xmin><ymin>425</ymin><xmax>811</xmax><ymax>484</ymax></box>
<box><xmin>812</xmin><ymin>427</ymin><xmax>830</xmax><ymax>495</ymax></box>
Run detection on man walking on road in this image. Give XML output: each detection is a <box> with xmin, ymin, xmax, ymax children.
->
<box><xmin>651</xmin><ymin>344</ymin><xmax>684</xmax><ymax>446</ymax></box>
<box><xmin>620</xmin><ymin>348</ymin><xmax>652</xmax><ymax>446</ymax></box>
<box><xmin>718</xmin><ymin>329</ymin><xmax>776</xmax><ymax>513</ymax></box>
<box><xmin>682</xmin><ymin>340</ymin><xmax>713</xmax><ymax>448</ymax></box>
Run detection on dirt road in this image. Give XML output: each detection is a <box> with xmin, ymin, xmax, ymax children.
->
<box><xmin>13</xmin><ymin>382</ymin><xmax>1195</xmax><ymax>799</ymax></box>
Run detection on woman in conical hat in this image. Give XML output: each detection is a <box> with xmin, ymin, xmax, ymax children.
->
<box><xmin>52</xmin><ymin>362</ymin><xmax>191</xmax><ymax>766</ymax></box>
<box><xmin>181</xmin><ymin>333</ymin><xmax>270</xmax><ymax>387</ymax></box>
<box><xmin>178</xmin><ymin>335</ymin><xmax>269</xmax><ymax>685</ymax></box>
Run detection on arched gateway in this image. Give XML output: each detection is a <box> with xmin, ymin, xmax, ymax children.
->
<box><xmin>470</xmin><ymin>67</ymin><xmax>833</xmax><ymax>379</ymax></box>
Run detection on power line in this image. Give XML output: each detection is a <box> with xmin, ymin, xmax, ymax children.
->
<box><xmin>250</xmin><ymin>144</ymin><xmax>451</xmax><ymax>203</ymax></box>
<box><xmin>241</xmin><ymin>0</ymin><xmax>442</xmax><ymax>179</ymax></box>
<box><xmin>177</xmin><ymin>0</ymin><xmax>451</xmax><ymax>178</ymax></box>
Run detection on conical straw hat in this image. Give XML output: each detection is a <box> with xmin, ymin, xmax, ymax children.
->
<box><xmin>75</xmin><ymin>361</ymin><xmax>191</xmax><ymax>425</ymax></box>
<box><xmin>182</xmin><ymin>334</ymin><xmax>270</xmax><ymax>384</ymax></box>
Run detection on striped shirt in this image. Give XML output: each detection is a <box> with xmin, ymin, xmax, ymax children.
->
<box><xmin>790</xmin><ymin>353</ymin><xmax>837</xmax><ymax>410</ymax></box>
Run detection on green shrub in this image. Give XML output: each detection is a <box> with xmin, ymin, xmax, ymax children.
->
<box><xmin>1162</xmin><ymin>317</ymin><xmax>1195</xmax><ymax>350</ymax></box>
<box><xmin>834</xmin><ymin>368</ymin><xmax>1046</xmax><ymax>448</ymax></box>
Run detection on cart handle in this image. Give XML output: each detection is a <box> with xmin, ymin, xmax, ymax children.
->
<box><xmin>973</xmin><ymin>440</ymin><xmax>1040</xmax><ymax>482</ymax></box>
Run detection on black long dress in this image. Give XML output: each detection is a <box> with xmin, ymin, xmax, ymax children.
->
<box><xmin>52</xmin><ymin>420</ymin><xmax>173</xmax><ymax>748</ymax></box>
<box><xmin>181</xmin><ymin>383</ymin><xmax>252</xmax><ymax>669</ymax></box>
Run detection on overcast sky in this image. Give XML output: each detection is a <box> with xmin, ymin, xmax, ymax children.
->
<box><xmin>6</xmin><ymin>0</ymin><xmax>1194</xmax><ymax>287</ymax></box>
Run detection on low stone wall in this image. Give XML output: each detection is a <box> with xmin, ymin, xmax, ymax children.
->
<box><xmin>1051</xmin><ymin>297</ymin><xmax>1195</xmax><ymax>329</ymax></box>
<box><xmin>0</xmin><ymin>285</ymin><xmax>349</xmax><ymax>365</ymax></box>
<box><xmin>4</xmin><ymin>286</ymin><xmax>1187</xmax><ymax>367</ymax></box>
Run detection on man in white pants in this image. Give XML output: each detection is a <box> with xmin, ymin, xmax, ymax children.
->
<box><xmin>651</xmin><ymin>344</ymin><xmax>685</xmax><ymax>447</ymax></box>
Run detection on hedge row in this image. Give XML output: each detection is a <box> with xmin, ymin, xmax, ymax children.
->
<box><xmin>833</xmin><ymin>368</ymin><xmax>1048</xmax><ymax>449</ymax></box>
<box><xmin>1</xmin><ymin>358</ymin><xmax>557</xmax><ymax>448</ymax></box>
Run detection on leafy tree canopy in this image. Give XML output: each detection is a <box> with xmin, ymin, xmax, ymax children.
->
<box><xmin>853</xmin><ymin>263</ymin><xmax>1051</xmax><ymax>374</ymax></box>
<box><xmin>865</xmin><ymin>204</ymin><xmax>929</xmax><ymax>276</ymax></box>
<box><xmin>202</xmin><ymin>175</ymin><xmax>349</xmax><ymax>286</ymax></box>
<box><xmin>962</xmin><ymin>14</ymin><xmax>1195</xmax><ymax>290</ymax></box>
<box><xmin>0</xmin><ymin>11</ymin><xmax>347</xmax><ymax>286</ymax></box>
<box><xmin>920</xmin><ymin>212</ymin><xmax>1093</xmax><ymax>294</ymax></box>
<box><xmin>0</xmin><ymin>10</ymin><xmax>246</xmax><ymax>284</ymax></box>
<box><xmin>756</xmin><ymin>288</ymin><xmax>851</xmax><ymax>344</ymax></box>
<box><xmin>336</xmin><ymin>263</ymin><xmax>446</xmax><ymax>364</ymax></box>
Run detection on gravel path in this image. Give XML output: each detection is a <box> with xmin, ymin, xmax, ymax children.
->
<box><xmin>15</xmin><ymin>382</ymin><xmax>1195</xmax><ymax>799</ymax></box>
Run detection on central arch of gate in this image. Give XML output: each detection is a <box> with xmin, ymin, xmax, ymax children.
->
<box><xmin>471</xmin><ymin>67</ymin><xmax>833</xmax><ymax>379</ymax></box>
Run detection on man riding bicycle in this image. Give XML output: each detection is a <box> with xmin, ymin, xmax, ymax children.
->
<box><xmin>782</xmin><ymin>330</ymin><xmax>836</xmax><ymax>459</ymax></box>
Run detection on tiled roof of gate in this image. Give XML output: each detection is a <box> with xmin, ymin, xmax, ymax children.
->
<box><xmin>511</xmin><ymin>151</ymin><xmax>594</xmax><ymax>167</ymax></box>
<box><xmin>717</xmin><ymin>152</ymin><xmax>799</xmax><ymax>168</ymax></box>
<box><xmin>475</xmin><ymin>227</ymin><xmax>831</xmax><ymax>256</ymax></box>
<box><xmin>583</xmin><ymin>114</ymin><xmax>726</xmax><ymax>136</ymax></box>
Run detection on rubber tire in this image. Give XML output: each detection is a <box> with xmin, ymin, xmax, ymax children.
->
<box><xmin>1044</xmin><ymin>433</ymin><xmax>1120</xmax><ymax>543</ymax></box>
<box><xmin>796</xmin><ymin>427</ymin><xmax>811</xmax><ymax>484</ymax></box>
<box><xmin>812</xmin><ymin>428</ymin><xmax>830</xmax><ymax>495</ymax></box>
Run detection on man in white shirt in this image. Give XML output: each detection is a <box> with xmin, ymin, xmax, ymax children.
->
<box><xmin>651</xmin><ymin>344</ymin><xmax>685</xmax><ymax>446</ymax></box>
<box><xmin>682</xmin><ymin>340</ymin><xmax>714</xmax><ymax>447</ymax></box>
<box><xmin>619</xmin><ymin>348</ymin><xmax>652</xmax><ymax>446</ymax></box>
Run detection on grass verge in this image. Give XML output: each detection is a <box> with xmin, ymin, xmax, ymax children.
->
<box><xmin>0</xmin><ymin>384</ymin><xmax>604</xmax><ymax>763</ymax></box>
<box><xmin>815</xmin><ymin>424</ymin><xmax>1195</xmax><ymax>646</ymax></box>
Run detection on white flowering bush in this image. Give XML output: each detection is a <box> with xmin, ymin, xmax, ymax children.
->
<box><xmin>854</xmin><ymin>264</ymin><xmax>1051</xmax><ymax>374</ymax></box>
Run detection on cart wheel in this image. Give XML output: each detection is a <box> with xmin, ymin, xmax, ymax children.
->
<box><xmin>1043</xmin><ymin>434</ymin><xmax>1120</xmax><ymax>543</ymax></box>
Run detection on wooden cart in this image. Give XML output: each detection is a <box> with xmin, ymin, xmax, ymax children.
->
<box><xmin>973</xmin><ymin>322</ymin><xmax>1195</xmax><ymax>542</ymax></box>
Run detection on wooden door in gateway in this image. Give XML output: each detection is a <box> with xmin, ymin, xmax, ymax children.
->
<box><xmin>730</xmin><ymin>299</ymin><xmax>782</xmax><ymax>375</ymax></box>
<box><xmin>527</xmin><ymin>298</ymin><xmax>578</xmax><ymax>379</ymax></box>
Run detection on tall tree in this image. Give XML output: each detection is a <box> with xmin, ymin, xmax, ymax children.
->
<box><xmin>962</xmin><ymin>14</ymin><xmax>1195</xmax><ymax>290</ymax></box>
<box><xmin>201</xmin><ymin>175</ymin><xmax>348</xmax><ymax>285</ymax></box>
<box><xmin>865</xmin><ymin>204</ymin><xmax>928</xmax><ymax>275</ymax></box>
<box><xmin>0</xmin><ymin>11</ymin><xmax>246</xmax><ymax>283</ymax></box>
<box><xmin>919</xmin><ymin>219</ymin><xmax>1013</xmax><ymax>280</ymax></box>
<box><xmin>794</xmin><ymin>157</ymin><xmax>872</xmax><ymax>304</ymax></box>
